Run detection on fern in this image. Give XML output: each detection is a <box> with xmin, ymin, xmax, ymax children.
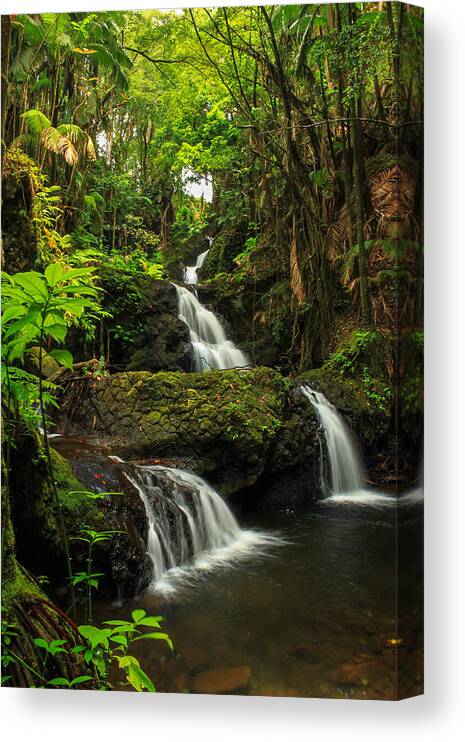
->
<box><xmin>21</xmin><ymin>110</ymin><xmax>95</xmax><ymax>165</ymax></box>
<box><xmin>21</xmin><ymin>109</ymin><xmax>51</xmax><ymax>136</ymax></box>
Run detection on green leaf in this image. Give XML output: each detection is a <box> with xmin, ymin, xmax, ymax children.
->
<box><xmin>131</xmin><ymin>609</ymin><xmax>146</xmax><ymax>623</ymax></box>
<box><xmin>70</xmin><ymin>675</ymin><xmax>93</xmax><ymax>687</ymax></box>
<box><xmin>62</xmin><ymin>267</ymin><xmax>96</xmax><ymax>280</ymax></box>
<box><xmin>78</xmin><ymin>625</ymin><xmax>112</xmax><ymax>649</ymax></box>
<box><xmin>45</xmin><ymin>262</ymin><xmax>65</xmax><ymax>287</ymax></box>
<box><xmin>33</xmin><ymin>637</ymin><xmax>49</xmax><ymax>650</ymax></box>
<box><xmin>61</xmin><ymin>285</ymin><xmax>99</xmax><ymax>297</ymax></box>
<box><xmin>127</xmin><ymin>663</ymin><xmax>155</xmax><ymax>693</ymax></box>
<box><xmin>71</xmin><ymin>573</ymin><xmax>88</xmax><ymax>586</ymax></box>
<box><xmin>48</xmin><ymin>349</ymin><xmax>73</xmax><ymax>369</ymax></box>
<box><xmin>3</xmin><ymin>311</ymin><xmax>41</xmax><ymax>339</ymax></box>
<box><xmin>137</xmin><ymin>616</ymin><xmax>164</xmax><ymax>628</ymax></box>
<box><xmin>57</xmin><ymin>298</ymin><xmax>94</xmax><ymax>317</ymax></box>
<box><xmin>48</xmin><ymin>677</ymin><xmax>70</xmax><ymax>687</ymax></box>
<box><xmin>71</xmin><ymin>645</ymin><xmax>86</xmax><ymax>654</ymax></box>
<box><xmin>103</xmin><ymin>620</ymin><xmax>131</xmax><ymax>626</ymax></box>
<box><xmin>21</xmin><ymin>109</ymin><xmax>52</xmax><ymax>137</ymax></box>
<box><xmin>1</xmin><ymin>305</ymin><xmax>27</xmax><ymax>324</ymax></box>
<box><xmin>13</xmin><ymin>272</ymin><xmax>48</xmax><ymax>299</ymax></box>
<box><xmin>109</xmin><ymin>635</ymin><xmax>128</xmax><ymax>647</ymax></box>
<box><xmin>134</xmin><ymin>632</ymin><xmax>173</xmax><ymax>651</ymax></box>
<box><xmin>44</xmin><ymin>323</ymin><xmax>67</xmax><ymax>342</ymax></box>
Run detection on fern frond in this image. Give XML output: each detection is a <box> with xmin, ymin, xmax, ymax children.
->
<box><xmin>21</xmin><ymin>109</ymin><xmax>52</xmax><ymax>137</ymax></box>
<box><xmin>40</xmin><ymin>126</ymin><xmax>62</xmax><ymax>152</ymax></box>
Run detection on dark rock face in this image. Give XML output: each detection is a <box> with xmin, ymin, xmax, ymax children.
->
<box><xmin>101</xmin><ymin>271</ymin><xmax>192</xmax><ymax>373</ymax></box>
<box><xmin>61</xmin><ymin>368</ymin><xmax>322</xmax><ymax>504</ymax></box>
<box><xmin>1</xmin><ymin>156</ymin><xmax>37</xmax><ymax>273</ymax></box>
<box><xmin>69</xmin><ymin>269</ymin><xmax>192</xmax><ymax>373</ymax></box>
<box><xmin>53</xmin><ymin>438</ymin><xmax>153</xmax><ymax>599</ymax></box>
<box><xmin>10</xmin><ymin>433</ymin><xmax>152</xmax><ymax>601</ymax></box>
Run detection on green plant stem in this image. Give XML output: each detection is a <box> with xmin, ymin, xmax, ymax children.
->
<box><xmin>86</xmin><ymin>540</ymin><xmax>93</xmax><ymax>624</ymax></box>
<box><xmin>9</xmin><ymin>650</ymin><xmax>45</xmax><ymax>684</ymax></box>
<box><xmin>38</xmin><ymin>299</ymin><xmax>76</xmax><ymax>619</ymax></box>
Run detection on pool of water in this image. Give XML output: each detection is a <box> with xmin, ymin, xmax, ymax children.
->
<box><xmin>94</xmin><ymin>492</ymin><xmax>423</xmax><ymax>700</ymax></box>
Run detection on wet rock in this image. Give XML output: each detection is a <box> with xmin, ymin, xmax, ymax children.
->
<box><xmin>62</xmin><ymin>367</ymin><xmax>322</xmax><ymax>502</ymax></box>
<box><xmin>289</xmin><ymin>644</ymin><xmax>322</xmax><ymax>663</ymax></box>
<box><xmin>68</xmin><ymin>268</ymin><xmax>192</xmax><ymax>372</ymax></box>
<box><xmin>191</xmin><ymin>665</ymin><xmax>251</xmax><ymax>694</ymax></box>
<box><xmin>336</xmin><ymin>652</ymin><xmax>395</xmax><ymax>694</ymax></box>
<box><xmin>10</xmin><ymin>433</ymin><xmax>151</xmax><ymax>600</ymax></box>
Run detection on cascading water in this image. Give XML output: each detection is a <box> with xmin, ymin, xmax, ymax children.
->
<box><xmin>122</xmin><ymin>463</ymin><xmax>278</xmax><ymax>593</ymax></box>
<box><xmin>174</xmin><ymin>284</ymin><xmax>250</xmax><ymax>371</ymax></box>
<box><xmin>301</xmin><ymin>386</ymin><xmax>365</xmax><ymax>494</ymax></box>
<box><xmin>301</xmin><ymin>385</ymin><xmax>396</xmax><ymax>506</ymax></box>
<box><xmin>184</xmin><ymin>248</ymin><xmax>210</xmax><ymax>285</ymax></box>
<box><xmin>302</xmin><ymin>387</ymin><xmax>421</xmax><ymax>507</ymax></box>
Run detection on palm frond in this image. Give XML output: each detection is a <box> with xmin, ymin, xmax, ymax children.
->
<box><xmin>21</xmin><ymin>109</ymin><xmax>52</xmax><ymax>137</ymax></box>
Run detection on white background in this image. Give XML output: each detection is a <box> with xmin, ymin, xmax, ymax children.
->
<box><xmin>1</xmin><ymin>0</ymin><xmax>464</xmax><ymax>739</ymax></box>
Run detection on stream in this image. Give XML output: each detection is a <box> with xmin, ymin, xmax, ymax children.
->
<box><xmin>96</xmin><ymin>497</ymin><xmax>422</xmax><ymax>700</ymax></box>
<box><xmin>52</xmin><ymin>432</ymin><xmax>423</xmax><ymax>700</ymax></box>
<box><xmin>52</xmin><ymin>276</ymin><xmax>422</xmax><ymax>699</ymax></box>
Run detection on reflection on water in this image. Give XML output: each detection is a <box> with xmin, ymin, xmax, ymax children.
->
<box><xmin>94</xmin><ymin>494</ymin><xmax>423</xmax><ymax>700</ymax></box>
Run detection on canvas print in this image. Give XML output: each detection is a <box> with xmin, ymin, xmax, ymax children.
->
<box><xmin>1</xmin><ymin>3</ymin><xmax>423</xmax><ymax>700</ymax></box>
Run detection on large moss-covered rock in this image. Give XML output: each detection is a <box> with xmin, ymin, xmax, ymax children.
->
<box><xmin>1</xmin><ymin>149</ymin><xmax>39</xmax><ymax>272</ymax></box>
<box><xmin>63</xmin><ymin>368</ymin><xmax>322</xmax><ymax>502</ymax></box>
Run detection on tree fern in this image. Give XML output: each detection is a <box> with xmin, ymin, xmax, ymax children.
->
<box><xmin>21</xmin><ymin>109</ymin><xmax>51</xmax><ymax>136</ymax></box>
<box><xmin>21</xmin><ymin>110</ymin><xmax>95</xmax><ymax>165</ymax></box>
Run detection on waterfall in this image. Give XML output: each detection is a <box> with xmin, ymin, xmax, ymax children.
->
<box><xmin>301</xmin><ymin>386</ymin><xmax>366</xmax><ymax>495</ymax></box>
<box><xmin>122</xmin><ymin>463</ymin><xmax>278</xmax><ymax>593</ymax></box>
<box><xmin>174</xmin><ymin>284</ymin><xmax>250</xmax><ymax>371</ymax></box>
<box><xmin>184</xmin><ymin>248</ymin><xmax>210</xmax><ymax>285</ymax></box>
<box><xmin>302</xmin><ymin>386</ymin><xmax>402</xmax><ymax>507</ymax></box>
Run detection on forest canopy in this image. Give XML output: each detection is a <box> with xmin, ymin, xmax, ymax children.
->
<box><xmin>1</xmin><ymin>3</ymin><xmax>423</xmax><ymax>695</ymax></box>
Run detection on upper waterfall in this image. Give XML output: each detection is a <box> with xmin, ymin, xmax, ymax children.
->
<box><xmin>174</xmin><ymin>284</ymin><xmax>250</xmax><ymax>371</ymax></box>
<box><xmin>184</xmin><ymin>247</ymin><xmax>210</xmax><ymax>285</ymax></box>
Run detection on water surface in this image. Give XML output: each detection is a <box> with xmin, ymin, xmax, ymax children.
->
<box><xmin>95</xmin><ymin>494</ymin><xmax>423</xmax><ymax>700</ymax></box>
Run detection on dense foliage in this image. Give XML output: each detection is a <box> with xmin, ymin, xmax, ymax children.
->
<box><xmin>1</xmin><ymin>4</ymin><xmax>423</xmax><ymax>692</ymax></box>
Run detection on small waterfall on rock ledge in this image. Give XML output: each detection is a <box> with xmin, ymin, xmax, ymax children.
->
<box><xmin>302</xmin><ymin>386</ymin><xmax>403</xmax><ymax>507</ymax></box>
<box><xmin>302</xmin><ymin>386</ymin><xmax>365</xmax><ymax>494</ymax></box>
<box><xmin>174</xmin><ymin>284</ymin><xmax>250</xmax><ymax>371</ymax></box>
<box><xmin>184</xmin><ymin>247</ymin><xmax>210</xmax><ymax>285</ymax></box>
<box><xmin>122</xmin><ymin>464</ymin><xmax>277</xmax><ymax>593</ymax></box>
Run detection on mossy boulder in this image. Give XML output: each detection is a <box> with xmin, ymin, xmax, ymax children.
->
<box><xmin>201</xmin><ymin>225</ymin><xmax>246</xmax><ymax>281</ymax></box>
<box><xmin>10</xmin><ymin>434</ymin><xmax>103</xmax><ymax>583</ymax></box>
<box><xmin>63</xmin><ymin>368</ymin><xmax>322</xmax><ymax>502</ymax></box>
<box><xmin>1</xmin><ymin>149</ymin><xmax>39</xmax><ymax>273</ymax></box>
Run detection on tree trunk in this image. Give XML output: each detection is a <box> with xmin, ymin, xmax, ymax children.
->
<box><xmin>1</xmin><ymin>15</ymin><xmax>12</xmax><ymax>142</ymax></box>
<box><xmin>350</xmin><ymin>98</ymin><xmax>372</xmax><ymax>325</ymax></box>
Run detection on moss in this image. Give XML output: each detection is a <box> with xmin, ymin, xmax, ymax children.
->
<box><xmin>202</xmin><ymin>224</ymin><xmax>247</xmax><ymax>281</ymax></box>
<box><xmin>50</xmin><ymin>447</ymin><xmax>104</xmax><ymax>527</ymax></box>
<box><xmin>10</xmin><ymin>434</ymin><xmax>104</xmax><ymax>585</ymax></box>
<box><xmin>70</xmin><ymin>367</ymin><xmax>290</xmax><ymax>495</ymax></box>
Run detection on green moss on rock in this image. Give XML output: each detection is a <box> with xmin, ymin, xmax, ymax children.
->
<box><xmin>10</xmin><ymin>434</ymin><xmax>105</xmax><ymax>585</ymax></box>
<box><xmin>69</xmin><ymin>368</ymin><xmax>288</xmax><ymax>495</ymax></box>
